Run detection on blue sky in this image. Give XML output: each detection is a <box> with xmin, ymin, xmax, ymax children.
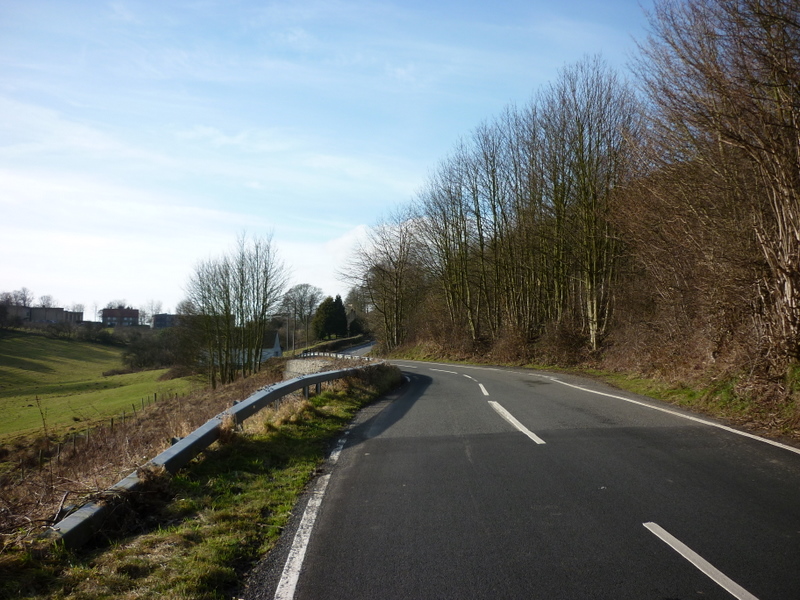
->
<box><xmin>1</xmin><ymin>0</ymin><xmax>652</xmax><ymax>317</ymax></box>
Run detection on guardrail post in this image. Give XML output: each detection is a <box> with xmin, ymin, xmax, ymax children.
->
<box><xmin>315</xmin><ymin>382</ymin><xmax>321</xmax><ymax>395</ymax></box>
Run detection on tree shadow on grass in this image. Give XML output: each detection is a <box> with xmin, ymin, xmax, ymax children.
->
<box><xmin>0</xmin><ymin>355</ymin><xmax>56</xmax><ymax>378</ymax></box>
<box><xmin>0</xmin><ymin>331</ymin><xmax>120</xmax><ymax>376</ymax></box>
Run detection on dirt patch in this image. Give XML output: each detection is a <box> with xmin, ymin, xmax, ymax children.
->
<box><xmin>283</xmin><ymin>358</ymin><xmax>337</xmax><ymax>378</ymax></box>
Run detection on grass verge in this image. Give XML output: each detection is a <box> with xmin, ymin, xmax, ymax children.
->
<box><xmin>589</xmin><ymin>369</ymin><xmax>800</xmax><ymax>441</ymax></box>
<box><xmin>0</xmin><ymin>363</ymin><xmax>402</xmax><ymax>600</ymax></box>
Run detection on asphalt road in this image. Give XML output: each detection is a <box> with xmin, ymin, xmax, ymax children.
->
<box><xmin>243</xmin><ymin>361</ymin><xmax>800</xmax><ymax>600</ymax></box>
<box><xmin>341</xmin><ymin>341</ymin><xmax>377</xmax><ymax>357</ymax></box>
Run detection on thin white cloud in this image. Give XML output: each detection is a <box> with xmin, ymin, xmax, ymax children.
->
<box><xmin>0</xmin><ymin>97</ymin><xmax>120</xmax><ymax>155</ymax></box>
<box><xmin>0</xmin><ymin>168</ymin><xmax>263</xmax><ymax>230</ymax></box>
<box><xmin>271</xmin><ymin>27</ymin><xmax>319</xmax><ymax>52</ymax></box>
<box><xmin>530</xmin><ymin>16</ymin><xmax>615</xmax><ymax>49</ymax></box>
<box><xmin>0</xmin><ymin>170</ymin><xmax>252</xmax><ymax>309</ymax></box>
<box><xmin>277</xmin><ymin>224</ymin><xmax>370</xmax><ymax>298</ymax></box>
<box><xmin>0</xmin><ymin>94</ymin><xmax>418</xmax><ymax>212</ymax></box>
<box><xmin>108</xmin><ymin>1</ymin><xmax>140</xmax><ymax>24</ymax></box>
<box><xmin>0</xmin><ymin>164</ymin><xmax>374</xmax><ymax>309</ymax></box>
<box><xmin>174</xmin><ymin>124</ymin><xmax>309</xmax><ymax>154</ymax></box>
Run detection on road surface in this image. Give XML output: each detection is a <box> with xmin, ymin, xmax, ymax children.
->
<box><xmin>243</xmin><ymin>360</ymin><xmax>800</xmax><ymax>599</ymax></box>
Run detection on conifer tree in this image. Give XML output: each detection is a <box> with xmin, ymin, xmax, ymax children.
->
<box><xmin>312</xmin><ymin>295</ymin><xmax>350</xmax><ymax>339</ymax></box>
<box><xmin>332</xmin><ymin>295</ymin><xmax>348</xmax><ymax>337</ymax></box>
<box><xmin>312</xmin><ymin>297</ymin><xmax>335</xmax><ymax>339</ymax></box>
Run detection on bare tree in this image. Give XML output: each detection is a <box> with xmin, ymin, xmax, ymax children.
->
<box><xmin>234</xmin><ymin>233</ymin><xmax>289</xmax><ymax>375</ymax></box>
<box><xmin>139</xmin><ymin>299</ymin><xmax>163</xmax><ymax>326</ymax></box>
<box><xmin>185</xmin><ymin>257</ymin><xmax>232</xmax><ymax>387</ymax></box>
<box><xmin>184</xmin><ymin>233</ymin><xmax>289</xmax><ymax>387</ymax></box>
<box><xmin>548</xmin><ymin>56</ymin><xmax>640</xmax><ymax>350</ymax></box>
<box><xmin>282</xmin><ymin>283</ymin><xmax>324</xmax><ymax>350</ymax></box>
<box><xmin>37</xmin><ymin>295</ymin><xmax>57</xmax><ymax>308</ymax></box>
<box><xmin>12</xmin><ymin>288</ymin><xmax>34</xmax><ymax>307</ymax></box>
<box><xmin>344</xmin><ymin>210</ymin><xmax>424</xmax><ymax>351</ymax></box>
<box><xmin>636</xmin><ymin>0</ymin><xmax>800</xmax><ymax>363</ymax></box>
<box><xmin>411</xmin><ymin>56</ymin><xmax>638</xmax><ymax>354</ymax></box>
<box><xmin>415</xmin><ymin>150</ymin><xmax>483</xmax><ymax>344</ymax></box>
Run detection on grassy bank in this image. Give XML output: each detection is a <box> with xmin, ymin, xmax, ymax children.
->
<box><xmin>591</xmin><ymin>369</ymin><xmax>800</xmax><ymax>442</ymax></box>
<box><xmin>1</xmin><ymin>364</ymin><xmax>402</xmax><ymax>600</ymax></box>
<box><xmin>0</xmin><ymin>330</ymin><xmax>200</xmax><ymax>442</ymax></box>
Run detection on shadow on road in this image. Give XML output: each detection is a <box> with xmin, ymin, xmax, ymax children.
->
<box><xmin>345</xmin><ymin>371</ymin><xmax>432</xmax><ymax>445</ymax></box>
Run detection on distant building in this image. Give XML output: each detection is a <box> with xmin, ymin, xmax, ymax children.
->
<box><xmin>30</xmin><ymin>307</ymin><xmax>62</xmax><ymax>323</ymax></box>
<box><xmin>6</xmin><ymin>305</ymin><xmax>30</xmax><ymax>322</ymax></box>
<box><xmin>151</xmin><ymin>313</ymin><xmax>178</xmax><ymax>329</ymax></box>
<box><xmin>4</xmin><ymin>305</ymin><xmax>82</xmax><ymax>324</ymax></box>
<box><xmin>65</xmin><ymin>310</ymin><xmax>83</xmax><ymax>324</ymax></box>
<box><xmin>262</xmin><ymin>332</ymin><xmax>283</xmax><ymax>360</ymax></box>
<box><xmin>101</xmin><ymin>307</ymin><xmax>139</xmax><ymax>327</ymax></box>
<box><xmin>152</xmin><ymin>313</ymin><xmax>176</xmax><ymax>329</ymax></box>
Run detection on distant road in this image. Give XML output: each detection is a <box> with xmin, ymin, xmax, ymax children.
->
<box><xmin>244</xmin><ymin>361</ymin><xmax>800</xmax><ymax>599</ymax></box>
<box><xmin>341</xmin><ymin>341</ymin><xmax>376</xmax><ymax>357</ymax></box>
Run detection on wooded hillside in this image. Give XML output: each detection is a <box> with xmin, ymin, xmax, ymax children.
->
<box><xmin>347</xmin><ymin>0</ymin><xmax>800</xmax><ymax>405</ymax></box>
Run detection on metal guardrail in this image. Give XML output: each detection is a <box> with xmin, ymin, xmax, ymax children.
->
<box><xmin>301</xmin><ymin>350</ymin><xmax>376</xmax><ymax>359</ymax></box>
<box><xmin>46</xmin><ymin>355</ymin><xmax>382</xmax><ymax>549</ymax></box>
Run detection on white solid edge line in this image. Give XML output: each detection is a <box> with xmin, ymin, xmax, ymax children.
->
<box><xmin>274</xmin><ymin>475</ymin><xmax>331</xmax><ymax>600</ymax></box>
<box><xmin>329</xmin><ymin>434</ymin><xmax>348</xmax><ymax>465</ymax></box>
<box><xmin>479</xmin><ymin>383</ymin><xmax>490</xmax><ymax>396</ymax></box>
<box><xmin>489</xmin><ymin>401</ymin><xmax>546</xmax><ymax>444</ymax></box>
<box><xmin>545</xmin><ymin>377</ymin><xmax>800</xmax><ymax>457</ymax></box>
<box><xmin>643</xmin><ymin>522</ymin><xmax>759</xmax><ymax>600</ymax></box>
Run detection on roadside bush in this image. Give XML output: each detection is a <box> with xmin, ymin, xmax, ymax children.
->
<box><xmin>489</xmin><ymin>329</ymin><xmax>533</xmax><ymax>365</ymax></box>
<box><xmin>122</xmin><ymin>326</ymin><xmax>204</xmax><ymax>372</ymax></box>
<box><xmin>531</xmin><ymin>320</ymin><xmax>589</xmax><ymax>367</ymax></box>
<box><xmin>123</xmin><ymin>329</ymin><xmax>176</xmax><ymax>370</ymax></box>
<box><xmin>45</xmin><ymin>322</ymin><xmax>75</xmax><ymax>339</ymax></box>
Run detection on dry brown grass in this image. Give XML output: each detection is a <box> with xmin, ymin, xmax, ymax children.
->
<box><xmin>243</xmin><ymin>394</ymin><xmax>314</xmax><ymax>433</ymax></box>
<box><xmin>0</xmin><ymin>359</ymin><xmax>294</xmax><ymax>551</ymax></box>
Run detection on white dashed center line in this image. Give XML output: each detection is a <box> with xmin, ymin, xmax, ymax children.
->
<box><xmin>489</xmin><ymin>401</ymin><xmax>546</xmax><ymax>444</ymax></box>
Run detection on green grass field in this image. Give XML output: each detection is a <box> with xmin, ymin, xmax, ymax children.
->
<box><xmin>0</xmin><ymin>330</ymin><xmax>200</xmax><ymax>442</ymax></box>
